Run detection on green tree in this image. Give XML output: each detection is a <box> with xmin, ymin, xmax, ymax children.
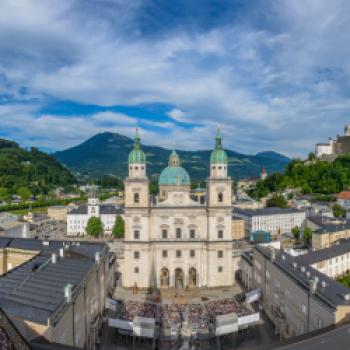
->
<box><xmin>86</xmin><ymin>217</ymin><xmax>104</xmax><ymax>238</ymax></box>
<box><xmin>266</xmin><ymin>194</ymin><xmax>289</xmax><ymax>208</ymax></box>
<box><xmin>291</xmin><ymin>226</ymin><xmax>300</xmax><ymax>240</ymax></box>
<box><xmin>304</xmin><ymin>227</ymin><xmax>312</xmax><ymax>244</ymax></box>
<box><xmin>333</xmin><ymin>203</ymin><xmax>346</xmax><ymax>218</ymax></box>
<box><xmin>112</xmin><ymin>215</ymin><xmax>125</xmax><ymax>238</ymax></box>
<box><xmin>0</xmin><ymin>187</ymin><xmax>10</xmax><ymax>202</ymax></box>
<box><xmin>308</xmin><ymin>152</ymin><xmax>316</xmax><ymax>161</ymax></box>
<box><xmin>17</xmin><ymin>187</ymin><xmax>31</xmax><ymax>202</ymax></box>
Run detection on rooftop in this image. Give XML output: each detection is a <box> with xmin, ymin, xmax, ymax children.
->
<box><xmin>256</xmin><ymin>245</ymin><xmax>350</xmax><ymax>309</ymax></box>
<box><xmin>0</xmin><ymin>237</ymin><xmax>107</xmax><ymax>325</ymax></box>
<box><xmin>337</xmin><ymin>190</ymin><xmax>350</xmax><ymax>200</ymax></box>
<box><xmin>235</xmin><ymin>207</ymin><xmax>305</xmax><ymax>217</ymax></box>
<box><xmin>307</xmin><ymin>216</ymin><xmax>350</xmax><ymax>234</ymax></box>
<box><xmin>68</xmin><ymin>204</ymin><xmax>123</xmax><ymax>215</ymax></box>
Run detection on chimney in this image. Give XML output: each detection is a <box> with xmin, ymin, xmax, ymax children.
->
<box><xmin>51</xmin><ymin>253</ymin><xmax>57</xmax><ymax>264</ymax></box>
<box><xmin>59</xmin><ymin>248</ymin><xmax>64</xmax><ymax>258</ymax></box>
<box><xmin>95</xmin><ymin>252</ymin><xmax>100</xmax><ymax>264</ymax></box>
<box><xmin>64</xmin><ymin>284</ymin><xmax>73</xmax><ymax>303</ymax></box>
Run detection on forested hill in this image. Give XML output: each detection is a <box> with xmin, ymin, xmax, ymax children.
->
<box><xmin>0</xmin><ymin>139</ymin><xmax>75</xmax><ymax>193</ymax></box>
<box><xmin>54</xmin><ymin>132</ymin><xmax>290</xmax><ymax>180</ymax></box>
<box><xmin>249</xmin><ymin>155</ymin><xmax>350</xmax><ymax>198</ymax></box>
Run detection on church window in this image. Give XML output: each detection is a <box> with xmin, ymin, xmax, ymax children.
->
<box><xmin>134</xmin><ymin>230</ymin><xmax>140</xmax><ymax>239</ymax></box>
<box><xmin>218</xmin><ymin>192</ymin><xmax>223</xmax><ymax>203</ymax></box>
<box><xmin>162</xmin><ymin>250</ymin><xmax>168</xmax><ymax>258</ymax></box>
<box><xmin>190</xmin><ymin>229</ymin><xmax>195</xmax><ymax>239</ymax></box>
<box><xmin>134</xmin><ymin>267</ymin><xmax>139</xmax><ymax>273</ymax></box>
<box><xmin>218</xmin><ymin>230</ymin><xmax>223</xmax><ymax>239</ymax></box>
<box><xmin>162</xmin><ymin>229</ymin><xmax>168</xmax><ymax>239</ymax></box>
<box><xmin>218</xmin><ymin>266</ymin><xmax>223</xmax><ymax>272</ymax></box>
<box><xmin>134</xmin><ymin>251</ymin><xmax>140</xmax><ymax>259</ymax></box>
<box><xmin>129</xmin><ymin>166</ymin><xmax>132</xmax><ymax>170</ymax></box>
<box><xmin>190</xmin><ymin>250</ymin><xmax>195</xmax><ymax>257</ymax></box>
<box><xmin>141</xmin><ymin>166</ymin><xmax>144</xmax><ymax>170</ymax></box>
<box><xmin>134</xmin><ymin>193</ymin><xmax>140</xmax><ymax>203</ymax></box>
<box><xmin>176</xmin><ymin>228</ymin><xmax>182</xmax><ymax>239</ymax></box>
<box><xmin>176</xmin><ymin>250</ymin><xmax>182</xmax><ymax>258</ymax></box>
<box><xmin>218</xmin><ymin>250</ymin><xmax>223</xmax><ymax>258</ymax></box>
<box><xmin>218</xmin><ymin>166</ymin><xmax>222</xmax><ymax>170</ymax></box>
<box><xmin>212</xmin><ymin>166</ymin><xmax>216</xmax><ymax>170</ymax></box>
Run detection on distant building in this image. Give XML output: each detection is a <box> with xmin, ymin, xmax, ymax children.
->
<box><xmin>315</xmin><ymin>124</ymin><xmax>350</xmax><ymax>160</ymax></box>
<box><xmin>0</xmin><ymin>220</ymin><xmax>29</xmax><ymax>238</ymax></box>
<box><xmin>261</xmin><ymin>166</ymin><xmax>267</xmax><ymax>180</ymax></box>
<box><xmin>231</xmin><ymin>216</ymin><xmax>245</xmax><ymax>240</ymax></box>
<box><xmin>306</xmin><ymin>216</ymin><xmax>350</xmax><ymax>250</ymax></box>
<box><xmin>337</xmin><ymin>190</ymin><xmax>350</xmax><ymax>210</ymax></box>
<box><xmin>234</xmin><ymin>207</ymin><xmax>306</xmax><ymax>237</ymax></box>
<box><xmin>67</xmin><ymin>195</ymin><xmax>123</xmax><ymax>236</ymax></box>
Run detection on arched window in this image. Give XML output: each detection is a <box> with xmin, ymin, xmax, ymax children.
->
<box><xmin>176</xmin><ymin>228</ymin><xmax>182</xmax><ymax>239</ymax></box>
<box><xmin>134</xmin><ymin>193</ymin><xmax>140</xmax><ymax>203</ymax></box>
<box><xmin>218</xmin><ymin>192</ymin><xmax>223</xmax><ymax>203</ymax></box>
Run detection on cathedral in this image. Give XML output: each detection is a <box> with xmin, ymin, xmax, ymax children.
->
<box><xmin>123</xmin><ymin>129</ymin><xmax>234</xmax><ymax>289</ymax></box>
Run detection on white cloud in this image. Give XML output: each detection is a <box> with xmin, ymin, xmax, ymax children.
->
<box><xmin>1</xmin><ymin>0</ymin><xmax>350</xmax><ymax>156</ymax></box>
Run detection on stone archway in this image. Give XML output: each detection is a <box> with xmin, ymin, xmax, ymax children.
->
<box><xmin>189</xmin><ymin>267</ymin><xmax>197</xmax><ymax>288</ymax></box>
<box><xmin>160</xmin><ymin>267</ymin><xmax>170</xmax><ymax>288</ymax></box>
<box><xmin>175</xmin><ymin>268</ymin><xmax>184</xmax><ymax>290</ymax></box>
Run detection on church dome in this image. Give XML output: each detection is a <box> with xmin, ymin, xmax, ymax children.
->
<box><xmin>158</xmin><ymin>150</ymin><xmax>190</xmax><ymax>186</ymax></box>
<box><xmin>128</xmin><ymin>129</ymin><xmax>146</xmax><ymax>164</ymax></box>
<box><xmin>210</xmin><ymin>128</ymin><xmax>228</xmax><ymax>164</ymax></box>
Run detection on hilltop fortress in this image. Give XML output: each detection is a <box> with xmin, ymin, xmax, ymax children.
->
<box><xmin>315</xmin><ymin>125</ymin><xmax>350</xmax><ymax>160</ymax></box>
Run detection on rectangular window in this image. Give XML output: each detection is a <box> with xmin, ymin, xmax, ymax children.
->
<box><xmin>218</xmin><ymin>250</ymin><xmax>223</xmax><ymax>258</ymax></box>
<box><xmin>190</xmin><ymin>229</ymin><xmax>195</xmax><ymax>239</ymax></box>
<box><xmin>134</xmin><ymin>230</ymin><xmax>140</xmax><ymax>239</ymax></box>
<box><xmin>218</xmin><ymin>230</ymin><xmax>223</xmax><ymax>239</ymax></box>
<box><xmin>300</xmin><ymin>304</ymin><xmax>307</xmax><ymax>314</ymax></box>
<box><xmin>134</xmin><ymin>267</ymin><xmax>139</xmax><ymax>273</ymax></box>
<box><xmin>162</xmin><ymin>229</ymin><xmax>168</xmax><ymax>239</ymax></box>
<box><xmin>190</xmin><ymin>249</ymin><xmax>195</xmax><ymax>257</ymax></box>
<box><xmin>162</xmin><ymin>250</ymin><xmax>168</xmax><ymax>258</ymax></box>
<box><xmin>134</xmin><ymin>251</ymin><xmax>140</xmax><ymax>259</ymax></box>
<box><xmin>176</xmin><ymin>250</ymin><xmax>182</xmax><ymax>258</ymax></box>
<box><xmin>218</xmin><ymin>266</ymin><xmax>223</xmax><ymax>272</ymax></box>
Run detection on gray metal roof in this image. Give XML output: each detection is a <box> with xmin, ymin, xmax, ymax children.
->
<box><xmin>235</xmin><ymin>207</ymin><xmax>305</xmax><ymax>217</ymax></box>
<box><xmin>0</xmin><ymin>238</ymin><xmax>108</xmax><ymax>325</ymax></box>
<box><xmin>68</xmin><ymin>204</ymin><xmax>123</xmax><ymax>215</ymax></box>
<box><xmin>307</xmin><ymin>216</ymin><xmax>350</xmax><ymax>234</ymax></box>
<box><xmin>295</xmin><ymin>239</ymin><xmax>350</xmax><ymax>266</ymax></box>
<box><xmin>256</xmin><ymin>245</ymin><xmax>350</xmax><ymax>309</ymax></box>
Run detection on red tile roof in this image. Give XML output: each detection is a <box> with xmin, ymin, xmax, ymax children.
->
<box><xmin>337</xmin><ymin>191</ymin><xmax>350</xmax><ymax>200</ymax></box>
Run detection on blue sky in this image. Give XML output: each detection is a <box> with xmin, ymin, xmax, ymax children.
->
<box><xmin>1</xmin><ymin>0</ymin><xmax>350</xmax><ymax>156</ymax></box>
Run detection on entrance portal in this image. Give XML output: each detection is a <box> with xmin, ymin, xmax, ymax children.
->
<box><xmin>189</xmin><ymin>267</ymin><xmax>197</xmax><ymax>288</ymax></box>
<box><xmin>175</xmin><ymin>268</ymin><xmax>184</xmax><ymax>289</ymax></box>
<box><xmin>160</xmin><ymin>268</ymin><xmax>170</xmax><ymax>288</ymax></box>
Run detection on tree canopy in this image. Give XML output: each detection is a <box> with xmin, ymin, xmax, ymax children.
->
<box><xmin>249</xmin><ymin>155</ymin><xmax>350</xmax><ymax>199</ymax></box>
<box><xmin>112</xmin><ymin>215</ymin><xmax>125</xmax><ymax>238</ymax></box>
<box><xmin>86</xmin><ymin>217</ymin><xmax>104</xmax><ymax>237</ymax></box>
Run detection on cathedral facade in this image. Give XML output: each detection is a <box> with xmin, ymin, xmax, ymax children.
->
<box><xmin>123</xmin><ymin>129</ymin><xmax>234</xmax><ymax>289</ymax></box>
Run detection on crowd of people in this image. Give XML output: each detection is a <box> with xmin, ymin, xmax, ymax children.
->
<box><xmin>120</xmin><ymin>301</ymin><xmax>157</xmax><ymax>321</ymax></box>
<box><xmin>118</xmin><ymin>298</ymin><xmax>246</xmax><ymax>330</ymax></box>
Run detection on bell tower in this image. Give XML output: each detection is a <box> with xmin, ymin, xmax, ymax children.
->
<box><xmin>207</xmin><ymin>128</ymin><xmax>232</xmax><ymax>207</ymax></box>
<box><xmin>124</xmin><ymin>128</ymin><xmax>149</xmax><ymax>208</ymax></box>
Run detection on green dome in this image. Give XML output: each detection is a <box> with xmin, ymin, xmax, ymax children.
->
<box><xmin>128</xmin><ymin>128</ymin><xmax>146</xmax><ymax>164</ymax></box>
<box><xmin>210</xmin><ymin>128</ymin><xmax>228</xmax><ymax>164</ymax></box>
<box><xmin>159</xmin><ymin>166</ymin><xmax>190</xmax><ymax>185</ymax></box>
<box><xmin>158</xmin><ymin>149</ymin><xmax>190</xmax><ymax>185</ymax></box>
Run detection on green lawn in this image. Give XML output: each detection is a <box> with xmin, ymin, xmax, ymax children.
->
<box><xmin>6</xmin><ymin>206</ymin><xmax>48</xmax><ymax>215</ymax></box>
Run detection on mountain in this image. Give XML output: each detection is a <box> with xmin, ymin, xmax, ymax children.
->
<box><xmin>0</xmin><ymin>139</ymin><xmax>75</xmax><ymax>193</ymax></box>
<box><xmin>255</xmin><ymin>151</ymin><xmax>290</xmax><ymax>163</ymax></box>
<box><xmin>54</xmin><ymin>132</ymin><xmax>290</xmax><ymax>180</ymax></box>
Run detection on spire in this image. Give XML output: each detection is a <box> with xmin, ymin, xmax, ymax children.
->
<box><xmin>133</xmin><ymin>127</ymin><xmax>141</xmax><ymax>149</ymax></box>
<box><xmin>215</xmin><ymin>127</ymin><xmax>223</xmax><ymax>149</ymax></box>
